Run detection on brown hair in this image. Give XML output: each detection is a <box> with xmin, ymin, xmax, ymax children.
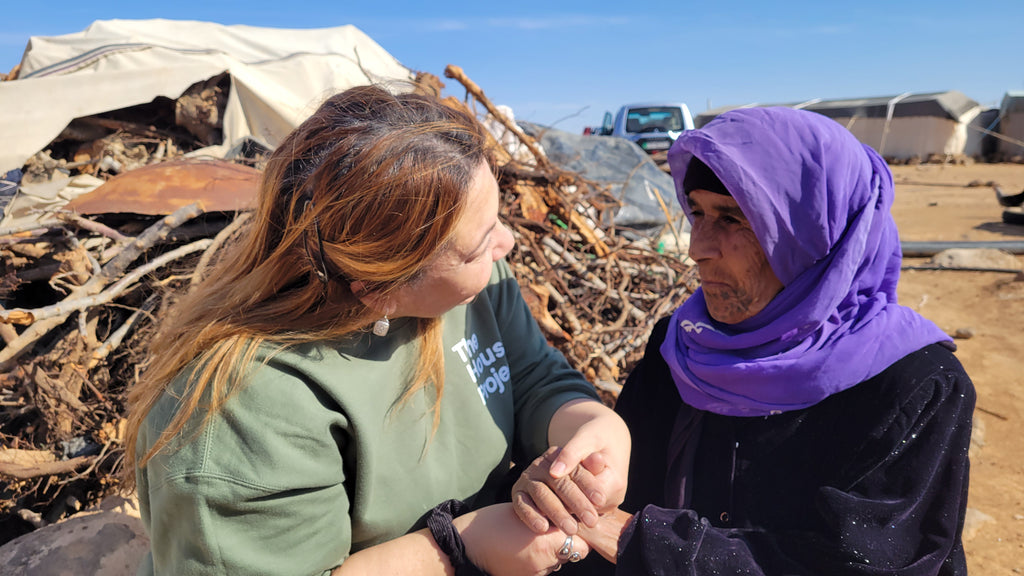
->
<box><xmin>122</xmin><ymin>85</ymin><xmax>489</xmax><ymax>488</ymax></box>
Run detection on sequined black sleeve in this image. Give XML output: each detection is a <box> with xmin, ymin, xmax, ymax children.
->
<box><xmin>573</xmin><ymin>318</ymin><xmax>975</xmax><ymax>576</ymax></box>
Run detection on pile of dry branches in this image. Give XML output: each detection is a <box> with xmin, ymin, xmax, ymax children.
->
<box><xmin>434</xmin><ymin>68</ymin><xmax>696</xmax><ymax>398</ymax></box>
<box><xmin>0</xmin><ymin>67</ymin><xmax>694</xmax><ymax>543</ymax></box>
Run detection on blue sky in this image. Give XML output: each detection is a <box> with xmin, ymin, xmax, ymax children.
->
<box><xmin>2</xmin><ymin>1</ymin><xmax>1022</xmax><ymax>134</ymax></box>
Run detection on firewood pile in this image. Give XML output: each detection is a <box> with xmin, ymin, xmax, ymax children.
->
<box><xmin>0</xmin><ymin>66</ymin><xmax>695</xmax><ymax>543</ymax></box>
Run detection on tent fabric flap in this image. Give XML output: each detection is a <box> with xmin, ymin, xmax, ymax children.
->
<box><xmin>0</xmin><ymin>18</ymin><xmax>415</xmax><ymax>175</ymax></box>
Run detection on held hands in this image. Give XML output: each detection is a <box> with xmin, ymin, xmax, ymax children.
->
<box><xmin>512</xmin><ymin>447</ymin><xmax>604</xmax><ymax>535</ymax></box>
<box><xmin>511</xmin><ymin>404</ymin><xmax>630</xmax><ymax>537</ymax></box>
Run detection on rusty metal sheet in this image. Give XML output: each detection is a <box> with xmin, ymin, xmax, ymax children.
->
<box><xmin>65</xmin><ymin>159</ymin><xmax>260</xmax><ymax>215</ymax></box>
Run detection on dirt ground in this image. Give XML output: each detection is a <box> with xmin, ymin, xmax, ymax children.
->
<box><xmin>888</xmin><ymin>163</ymin><xmax>1024</xmax><ymax>572</ymax></box>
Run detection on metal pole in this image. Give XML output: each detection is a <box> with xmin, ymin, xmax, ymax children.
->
<box><xmin>901</xmin><ymin>240</ymin><xmax>1024</xmax><ymax>257</ymax></box>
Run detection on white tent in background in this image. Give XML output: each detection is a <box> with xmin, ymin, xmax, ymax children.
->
<box><xmin>695</xmin><ymin>91</ymin><xmax>983</xmax><ymax>161</ymax></box>
<box><xmin>997</xmin><ymin>92</ymin><xmax>1024</xmax><ymax>160</ymax></box>
<box><xmin>965</xmin><ymin>106</ymin><xmax>1000</xmax><ymax>160</ymax></box>
<box><xmin>0</xmin><ymin>19</ymin><xmax>415</xmax><ymax>176</ymax></box>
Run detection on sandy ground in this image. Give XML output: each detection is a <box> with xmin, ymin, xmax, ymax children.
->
<box><xmin>888</xmin><ymin>163</ymin><xmax>1024</xmax><ymax>572</ymax></box>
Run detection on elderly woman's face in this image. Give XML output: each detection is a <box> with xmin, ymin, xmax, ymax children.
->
<box><xmin>686</xmin><ymin>189</ymin><xmax>783</xmax><ymax>324</ymax></box>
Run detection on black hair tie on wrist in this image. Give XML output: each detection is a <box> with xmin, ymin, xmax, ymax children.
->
<box><xmin>427</xmin><ymin>499</ymin><xmax>488</xmax><ymax>576</ymax></box>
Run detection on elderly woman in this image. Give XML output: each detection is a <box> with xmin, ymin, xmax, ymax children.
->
<box><xmin>123</xmin><ymin>85</ymin><xmax>629</xmax><ymax>576</ymax></box>
<box><xmin>554</xmin><ymin>107</ymin><xmax>974</xmax><ymax>575</ymax></box>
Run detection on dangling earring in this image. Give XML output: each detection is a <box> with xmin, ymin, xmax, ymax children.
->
<box><xmin>373</xmin><ymin>314</ymin><xmax>390</xmax><ymax>337</ymax></box>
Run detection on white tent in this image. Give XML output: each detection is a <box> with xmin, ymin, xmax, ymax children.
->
<box><xmin>997</xmin><ymin>92</ymin><xmax>1024</xmax><ymax>160</ymax></box>
<box><xmin>695</xmin><ymin>91</ymin><xmax>983</xmax><ymax>161</ymax></box>
<box><xmin>0</xmin><ymin>19</ymin><xmax>415</xmax><ymax>176</ymax></box>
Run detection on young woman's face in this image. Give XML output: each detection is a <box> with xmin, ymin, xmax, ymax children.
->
<box><xmin>686</xmin><ymin>189</ymin><xmax>783</xmax><ymax>324</ymax></box>
<box><xmin>388</xmin><ymin>161</ymin><xmax>515</xmax><ymax>318</ymax></box>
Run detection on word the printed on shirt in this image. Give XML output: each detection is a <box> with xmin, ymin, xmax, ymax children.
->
<box><xmin>451</xmin><ymin>333</ymin><xmax>510</xmax><ymax>404</ymax></box>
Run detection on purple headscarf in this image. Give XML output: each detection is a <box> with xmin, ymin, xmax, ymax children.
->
<box><xmin>661</xmin><ymin>107</ymin><xmax>951</xmax><ymax>417</ymax></box>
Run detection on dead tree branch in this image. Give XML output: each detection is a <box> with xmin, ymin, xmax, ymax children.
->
<box><xmin>444</xmin><ymin>64</ymin><xmax>550</xmax><ymax>171</ymax></box>
<box><xmin>1</xmin><ymin>238</ymin><xmax>212</xmax><ymax>326</ymax></box>
<box><xmin>190</xmin><ymin>211</ymin><xmax>250</xmax><ymax>289</ymax></box>
<box><xmin>87</xmin><ymin>294</ymin><xmax>160</xmax><ymax>369</ymax></box>
<box><xmin>0</xmin><ymin>455</ymin><xmax>96</xmax><ymax>480</ymax></box>
<box><xmin>0</xmin><ymin>203</ymin><xmax>204</xmax><ymax>369</ymax></box>
<box><xmin>55</xmin><ymin>211</ymin><xmax>130</xmax><ymax>243</ymax></box>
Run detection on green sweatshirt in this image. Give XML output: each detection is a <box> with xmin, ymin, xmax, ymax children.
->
<box><xmin>135</xmin><ymin>259</ymin><xmax>598</xmax><ymax>575</ymax></box>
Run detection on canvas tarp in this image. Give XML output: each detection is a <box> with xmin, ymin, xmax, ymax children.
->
<box><xmin>522</xmin><ymin>122</ymin><xmax>689</xmax><ymax>243</ymax></box>
<box><xmin>0</xmin><ymin>19</ymin><xmax>415</xmax><ymax>176</ymax></box>
<box><xmin>695</xmin><ymin>91</ymin><xmax>983</xmax><ymax>160</ymax></box>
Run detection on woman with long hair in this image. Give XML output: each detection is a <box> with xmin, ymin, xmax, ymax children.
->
<box><xmin>123</xmin><ymin>85</ymin><xmax>629</xmax><ymax>576</ymax></box>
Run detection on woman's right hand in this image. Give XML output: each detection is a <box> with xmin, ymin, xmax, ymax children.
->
<box><xmin>455</xmin><ymin>503</ymin><xmax>590</xmax><ymax>576</ymax></box>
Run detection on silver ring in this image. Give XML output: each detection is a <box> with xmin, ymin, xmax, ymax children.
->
<box><xmin>569</xmin><ymin>551</ymin><xmax>582</xmax><ymax>563</ymax></box>
<box><xmin>552</xmin><ymin>563</ymin><xmax>561</xmax><ymax>572</ymax></box>
<box><xmin>557</xmin><ymin>535</ymin><xmax>574</xmax><ymax>559</ymax></box>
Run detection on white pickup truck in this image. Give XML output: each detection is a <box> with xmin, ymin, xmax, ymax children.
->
<box><xmin>587</xmin><ymin>103</ymin><xmax>695</xmax><ymax>157</ymax></box>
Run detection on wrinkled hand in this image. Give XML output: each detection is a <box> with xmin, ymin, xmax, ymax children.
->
<box><xmin>513</xmin><ymin>399</ymin><xmax>630</xmax><ymax>536</ymax></box>
<box><xmin>456</xmin><ymin>503</ymin><xmax>590</xmax><ymax>576</ymax></box>
<box><xmin>512</xmin><ymin>442</ymin><xmax>626</xmax><ymax>536</ymax></box>
<box><xmin>511</xmin><ymin>447</ymin><xmax>600</xmax><ymax>536</ymax></box>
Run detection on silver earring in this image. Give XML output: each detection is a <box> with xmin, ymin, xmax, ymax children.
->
<box><xmin>372</xmin><ymin>315</ymin><xmax>390</xmax><ymax>337</ymax></box>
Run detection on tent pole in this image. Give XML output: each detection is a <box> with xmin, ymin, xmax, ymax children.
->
<box><xmin>880</xmin><ymin>92</ymin><xmax>913</xmax><ymax>157</ymax></box>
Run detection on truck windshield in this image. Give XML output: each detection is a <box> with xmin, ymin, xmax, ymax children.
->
<box><xmin>625</xmin><ymin>107</ymin><xmax>684</xmax><ymax>133</ymax></box>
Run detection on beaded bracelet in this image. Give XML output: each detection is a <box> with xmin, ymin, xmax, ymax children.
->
<box><xmin>427</xmin><ymin>499</ymin><xmax>488</xmax><ymax>576</ymax></box>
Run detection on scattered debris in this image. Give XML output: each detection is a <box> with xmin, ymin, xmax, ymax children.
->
<box><xmin>952</xmin><ymin>327</ymin><xmax>975</xmax><ymax>340</ymax></box>
<box><xmin>962</xmin><ymin>508</ymin><xmax>996</xmax><ymax>542</ymax></box>
<box><xmin>995</xmin><ymin>185</ymin><xmax>1024</xmax><ymax>207</ymax></box>
<box><xmin>522</xmin><ymin>121</ymin><xmax>685</xmax><ymax>238</ymax></box>
<box><xmin>992</xmin><ymin>184</ymin><xmax>1024</xmax><ymax>225</ymax></box>
<box><xmin>966</xmin><ymin>179</ymin><xmax>997</xmax><ymax>188</ymax></box>
<box><xmin>64</xmin><ymin>159</ymin><xmax>260</xmax><ymax>216</ymax></box>
<box><xmin>927</xmin><ymin>248</ymin><xmax>1023</xmax><ymax>272</ymax></box>
<box><xmin>969</xmin><ymin>415</ymin><xmax>985</xmax><ymax>461</ymax></box>
<box><xmin>174</xmin><ymin>74</ymin><xmax>230</xmax><ymax>147</ymax></box>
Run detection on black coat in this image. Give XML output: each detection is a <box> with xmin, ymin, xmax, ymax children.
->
<box><xmin>570</xmin><ymin>317</ymin><xmax>974</xmax><ymax>576</ymax></box>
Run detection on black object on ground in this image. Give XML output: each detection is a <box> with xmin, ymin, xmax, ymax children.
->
<box><xmin>994</xmin><ymin>185</ymin><xmax>1024</xmax><ymax>207</ymax></box>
